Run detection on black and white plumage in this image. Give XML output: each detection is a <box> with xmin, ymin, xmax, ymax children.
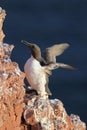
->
<box><xmin>21</xmin><ymin>40</ymin><xmax>76</xmax><ymax>98</ymax></box>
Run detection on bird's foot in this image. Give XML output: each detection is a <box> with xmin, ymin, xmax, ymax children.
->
<box><xmin>38</xmin><ymin>94</ymin><xmax>49</xmax><ymax>100</ymax></box>
<box><xmin>29</xmin><ymin>94</ymin><xmax>48</xmax><ymax>101</ymax></box>
<box><xmin>30</xmin><ymin>94</ymin><xmax>38</xmax><ymax>99</ymax></box>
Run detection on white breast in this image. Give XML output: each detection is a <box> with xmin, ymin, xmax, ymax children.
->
<box><xmin>24</xmin><ymin>56</ymin><xmax>47</xmax><ymax>96</ymax></box>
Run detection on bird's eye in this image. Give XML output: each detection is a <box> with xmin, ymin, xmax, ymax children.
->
<box><xmin>32</xmin><ymin>45</ymin><xmax>35</xmax><ymax>48</ymax></box>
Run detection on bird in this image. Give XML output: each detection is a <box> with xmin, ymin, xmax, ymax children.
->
<box><xmin>21</xmin><ymin>40</ymin><xmax>76</xmax><ymax>99</ymax></box>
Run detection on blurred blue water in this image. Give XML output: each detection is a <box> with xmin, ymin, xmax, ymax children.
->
<box><xmin>1</xmin><ymin>0</ymin><xmax>87</xmax><ymax>124</ymax></box>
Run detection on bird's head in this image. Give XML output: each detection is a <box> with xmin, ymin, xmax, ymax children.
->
<box><xmin>21</xmin><ymin>40</ymin><xmax>42</xmax><ymax>61</ymax></box>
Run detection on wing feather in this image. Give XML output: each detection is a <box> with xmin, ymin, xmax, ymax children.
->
<box><xmin>44</xmin><ymin>43</ymin><xmax>69</xmax><ymax>64</ymax></box>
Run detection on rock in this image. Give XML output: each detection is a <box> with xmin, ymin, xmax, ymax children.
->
<box><xmin>22</xmin><ymin>94</ymin><xmax>86</xmax><ymax>130</ymax></box>
<box><xmin>0</xmin><ymin>43</ymin><xmax>25</xmax><ymax>130</ymax></box>
<box><xmin>70</xmin><ymin>114</ymin><xmax>86</xmax><ymax>130</ymax></box>
<box><xmin>0</xmin><ymin>7</ymin><xmax>6</xmax><ymax>43</ymax></box>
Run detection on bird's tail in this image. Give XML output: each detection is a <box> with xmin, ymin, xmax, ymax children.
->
<box><xmin>56</xmin><ymin>63</ymin><xmax>77</xmax><ymax>70</ymax></box>
<box><xmin>45</xmin><ymin>63</ymin><xmax>77</xmax><ymax>70</ymax></box>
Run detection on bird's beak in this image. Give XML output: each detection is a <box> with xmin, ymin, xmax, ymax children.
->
<box><xmin>21</xmin><ymin>40</ymin><xmax>32</xmax><ymax>48</ymax></box>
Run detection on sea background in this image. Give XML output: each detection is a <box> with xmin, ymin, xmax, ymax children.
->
<box><xmin>0</xmin><ymin>0</ymin><xmax>87</xmax><ymax>124</ymax></box>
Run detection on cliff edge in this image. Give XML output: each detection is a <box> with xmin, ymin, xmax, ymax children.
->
<box><xmin>0</xmin><ymin>7</ymin><xmax>25</xmax><ymax>130</ymax></box>
<box><xmin>0</xmin><ymin>7</ymin><xmax>86</xmax><ymax>130</ymax></box>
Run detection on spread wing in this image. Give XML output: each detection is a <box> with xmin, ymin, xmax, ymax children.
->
<box><xmin>44</xmin><ymin>43</ymin><xmax>69</xmax><ymax>64</ymax></box>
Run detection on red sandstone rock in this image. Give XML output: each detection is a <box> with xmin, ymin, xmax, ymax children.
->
<box><xmin>0</xmin><ymin>43</ymin><xmax>25</xmax><ymax>130</ymax></box>
<box><xmin>23</xmin><ymin>96</ymin><xmax>86</xmax><ymax>130</ymax></box>
<box><xmin>0</xmin><ymin>7</ymin><xmax>6</xmax><ymax>43</ymax></box>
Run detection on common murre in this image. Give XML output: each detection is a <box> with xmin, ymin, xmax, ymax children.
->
<box><xmin>21</xmin><ymin>40</ymin><xmax>76</xmax><ymax>98</ymax></box>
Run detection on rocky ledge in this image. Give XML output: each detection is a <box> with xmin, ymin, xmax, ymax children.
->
<box><xmin>22</xmin><ymin>92</ymin><xmax>86</xmax><ymax>130</ymax></box>
<box><xmin>0</xmin><ymin>7</ymin><xmax>86</xmax><ymax>130</ymax></box>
